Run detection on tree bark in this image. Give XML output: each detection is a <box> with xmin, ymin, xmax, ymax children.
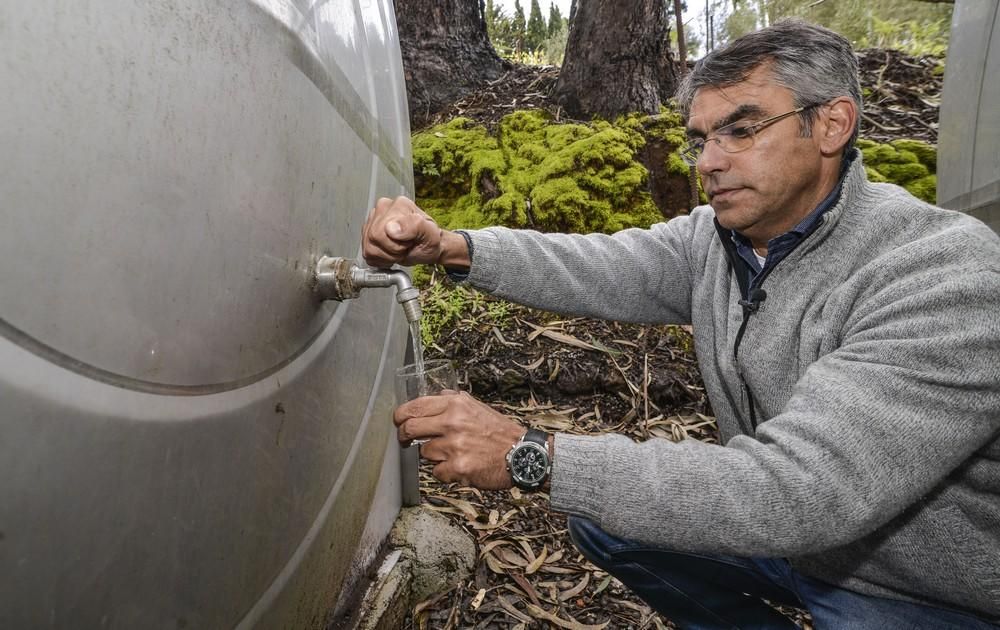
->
<box><xmin>673</xmin><ymin>0</ymin><xmax>687</xmax><ymax>74</ymax></box>
<box><xmin>394</xmin><ymin>0</ymin><xmax>509</xmax><ymax>128</ymax></box>
<box><xmin>551</xmin><ymin>0</ymin><xmax>678</xmax><ymax>119</ymax></box>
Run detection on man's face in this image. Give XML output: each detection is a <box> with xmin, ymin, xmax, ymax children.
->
<box><xmin>686</xmin><ymin>65</ymin><xmax>828</xmax><ymax>247</ymax></box>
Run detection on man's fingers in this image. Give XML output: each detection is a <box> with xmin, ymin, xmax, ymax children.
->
<box><xmin>361</xmin><ymin>195</ymin><xmax>445</xmax><ymax>267</ymax></box>
<box><xmin>384</xmin><ymin>213</ymin><xmax>430</xmax><ymax>245</ymax></box>
<box><xmin>397</xmin><ymin>416</ymin><xmax>443</xmax><ymax>444</ymax></box>
<box><xmin>431</xmin><ymin>460</ymin><xmax>462</xmax><ymax>485</ymax></box>
<box><xmin>363</xmin><ymin>243</ymin><xmax>398</xmax><ymax>269</ymax></box>
<box><xmin>393</xmin><ymin>394</ymin><xmax>456</xmax><ymax>425</ymax></box>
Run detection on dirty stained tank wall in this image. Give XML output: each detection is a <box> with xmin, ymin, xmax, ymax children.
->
<box><xmin>0</xmin><ymin>0</ymin><xmax>412</xmax><ymax>628</ymax></box>
<box><xmin>938</xmin><ymin>0</ymin><xmax>1000</xmax><ymax>233</ymax></box>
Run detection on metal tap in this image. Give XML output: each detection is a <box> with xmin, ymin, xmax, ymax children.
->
<box><xmin>313</xmin><ymin>256</ymin><xmax>422</xmax><ymax>324</ymax></box>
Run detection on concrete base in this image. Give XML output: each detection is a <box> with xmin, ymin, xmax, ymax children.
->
<box><xmin>345</xmin><ymin>506</ymin><xmax>476</xmax><ymax>630</ymax></box>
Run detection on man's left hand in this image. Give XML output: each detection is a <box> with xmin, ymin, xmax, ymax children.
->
<box><xmin>394</xmin><ymin>391</ymin><xmax>525</xmax><ymax>490</ymax></box>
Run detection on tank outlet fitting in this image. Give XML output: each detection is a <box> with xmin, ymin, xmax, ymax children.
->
<box><xmin>314</xmin><ymin>256</ymin><xmax>422</xmax><ymax>324</ymax></box>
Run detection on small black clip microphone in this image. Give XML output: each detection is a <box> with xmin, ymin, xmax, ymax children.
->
<box><xmin>739</xmin><ymin>288</ymin><xmax>767</xmax><ymax>314</ymax></box>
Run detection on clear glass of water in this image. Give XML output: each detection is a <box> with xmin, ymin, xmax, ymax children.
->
<box><xmin>394</xmin><ymin>359</ymin><xmax>458</xmax><ymax>506</ymax></box>
<box><xmin>394</xmin><ymin>358</ymin><xmax>458</xmax><ymax>403</ymax></box>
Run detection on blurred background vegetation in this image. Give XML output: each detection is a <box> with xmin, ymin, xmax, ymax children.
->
<box><xmin>485</xmin><ymin>0</ymin><xmax>953</xmax><ymax>65</ymax></box>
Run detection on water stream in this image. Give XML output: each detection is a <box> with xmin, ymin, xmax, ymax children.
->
<box><xmin>408</xmin><ymin>320</ymin><xmax>426</xmax><ymax>396</ymax></box>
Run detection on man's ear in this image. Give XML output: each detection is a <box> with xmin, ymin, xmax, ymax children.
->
<box><xmin>817</xmin><ymin>97</ymin><xmax>857</xmax><ymax>156</ymax></box>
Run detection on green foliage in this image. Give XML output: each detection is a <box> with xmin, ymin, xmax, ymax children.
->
<box><xmin>721</xmin><ymin>1</ymin><xmax>761</xmax><ymax>44</ymax></box>
<box><xmin>488</xmin><ymin>0</ymin><xmax>533</xmax><ymax>57</ymax></box>
<box><xmin>547</xmin><ymin>3</ymin><xmax>564</xmax><ymax>38</ymax></box>
<box><xmin>411</xmin><ymin>109</ymin><xmax>692</xmax><ymax>238</ymax></box>
<box><xmin>867</xmin><ymin>15</ymin><xmax>950</xmax><ymax>57</ymax></box>
<box><xmin>512</xmin><ymin>0</ymin><xmax>526</xmax><ymax>43</ymax></box>
<box><xmin>541</xmin><ymin>19</ymin><xmax>569</xmax><ymax>65</ymax></box>
<box><xmin>489</xmin><ymin>0</ymin><xmax>568</xmax><ymax>63</ymax></box>
<box><xmin>858</xmin><ymin>137</ymin><xmax>937</xmax><ymax>202</ymax></box>
<box><xmin>713</xmin><ymin>0</ymin><xmax>952</xmax><ymax>57</ymax></box>
<box><xmin>526</xmin><ymin>0</ymin><xmax>547</xmax><ymax>50</ymax></box>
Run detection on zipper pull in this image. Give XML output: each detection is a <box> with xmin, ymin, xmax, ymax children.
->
<box><xmin>738</xmin><ymin>288</ymin><xmax>767</xmax><ymax>314</ymax></box>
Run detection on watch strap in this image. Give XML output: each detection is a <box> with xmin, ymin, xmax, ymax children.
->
<box><xmin>443</xmin><ymin>230</ymin><xmax>473</xmax><ymax>282</ymax></box>
<box><xmin>523</xmin><ymin>428</ymin><xmax>549</xmax><ymax>448</ymax></box>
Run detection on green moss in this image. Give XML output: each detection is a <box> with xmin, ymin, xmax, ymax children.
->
<box><xmin>666</xmin><ymin>151</ymin><xmax>691</xmax><ymax>178</ymax></box>
<box><xmin>879</xmin><ymin>161</ymin><xmax>929</xmax><ymax>183</ymax></box>
<box><xmin>890</xmin><ymin>139</ymin><xmax>937</xmax><ymax>172</ymax></box>
<box><xmin>862</xmin><ymin>144</ymin><xmax>907</xmax><ymax>165</ymax></box>
<box><xmin>860</xmin><ymin>138</ymin><xmax>937</xmax><ymax>197</ymax></box>
<box><xmin>905</xmin><ymin>174</ymin><xmax>937</xmax><ymax>203</ymax></box>
<box><xmin>865</xmin><ymin>166</ymin><xmax>889</xmax><ymax>183</ymax></box>
<box><xmin>412</xmin><ymin>107</ymin><xmax>678</xmax><ymax>236</ymax></box>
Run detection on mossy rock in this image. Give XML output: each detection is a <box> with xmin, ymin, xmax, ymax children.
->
<box><xmin>879</xmin><ymin>161</ymin><xmax>930</xmax><ymax>183</ymax></box>
<box><xmin>905</xmin><ymin>174</ymin><xmax>937</xmax><ymax>203</ymax></box>
<box><xmin>890</xmin><ymin>139</ymin><xmax>937</xmax><ymax>171</ymax></box>
<box><xmin>411</xmin><ymin>118</ymin><xmax>504</xmax><ymax>200</ymax></box>
<box><xmin>859</xmin><ymin>137</ymin><xmax>937</xmax><ymax>200</ymax></box>
<box><xmin>411</xmin><ymin>108</ymin><xmax>687</xmax><ymax>236</ymax></box>
<box><xmin>865</xmin><ymin>166</ymin><xmax>889</xmax><ymax>183</ymax></box>
<box><xmin>862</xmin><ymin>144</ymin><xmax>916</xmax><ymax>165</ymax></box>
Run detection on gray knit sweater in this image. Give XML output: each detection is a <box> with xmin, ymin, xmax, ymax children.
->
<box><xmin>464</xmin><ymin>155</ymin><xmax>1000</xmax><ymax>619</ymax></box>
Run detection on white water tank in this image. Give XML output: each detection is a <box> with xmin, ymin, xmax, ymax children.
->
<box><xmin>0</xmin><ymin>1</ymin><xmax>413</xmax><ymax>627</ymax></box>
<box><xmin>938</xmin><ymin>0</ymin><xmax>1000</xmax><ymax>232</ymax></box>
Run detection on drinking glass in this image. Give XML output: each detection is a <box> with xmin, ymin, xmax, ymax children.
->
<box><xmin>394</xmin><ymin>359</ymin><xmax>458</xmax><ymax>506</ymax></box>
<box><xmin>394</xmin><ymin>359</ymin><xmax>458</xmax><ymax>403</ymax></box>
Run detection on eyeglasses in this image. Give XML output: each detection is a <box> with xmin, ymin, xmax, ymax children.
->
<box><xmin>680</xmin><ymin>104</ymin><xmax>818</xmax><ymax>166</ymax></box>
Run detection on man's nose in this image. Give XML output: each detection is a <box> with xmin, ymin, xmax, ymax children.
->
<box><xmin>697</xmin><ymin>138</ymin><xmax>729</xmax><ymax>174</ymax></box>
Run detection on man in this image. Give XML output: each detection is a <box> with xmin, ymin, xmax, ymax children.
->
<box><xmin>363</xmin><ymin>20</ymin><xmax>1000</xmax><ymax>629</ymax></box>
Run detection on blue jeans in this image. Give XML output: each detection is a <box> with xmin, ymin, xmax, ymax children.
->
<box><xmin>568</xmin><ymin>517</ymin><xmax>998</xmax><ymax>630</ymax></box>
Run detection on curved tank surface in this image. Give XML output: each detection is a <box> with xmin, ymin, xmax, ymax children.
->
<box><xmin>0</xmin><ymin>0</ymin><xmax>413</xmax><ymax>628</ymax></box>
<box><xmin>938</xmin><ymin>0</ymin><xmax>1000</xmax><ymax>232</ymax></box>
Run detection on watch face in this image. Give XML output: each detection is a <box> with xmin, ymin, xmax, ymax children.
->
<box><xmin>510</xmin><ymin>442</ymin><xmax>549</xmax><ymax>487</ymax></box>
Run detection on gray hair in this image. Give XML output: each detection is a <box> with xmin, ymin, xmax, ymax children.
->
<box><xmin>675</xmin><ymin>18</ymin><xmax>862</xmax><ymax>149</ymax></box>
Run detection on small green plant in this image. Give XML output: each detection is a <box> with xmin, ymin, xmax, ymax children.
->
<box><xmin>417</xmin><ymin>279</ymin><xmax>517</xmax><ymax>348</ymax></box>
<box><xmin>419</xmin><ymin>282</ymin><xmax>480</xmax><ymax>348</ymax></box>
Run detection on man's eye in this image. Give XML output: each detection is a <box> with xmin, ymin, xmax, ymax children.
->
<box><xmin>727</xmin><ymin>125</ymin><xmax>753</xmax><ymax>139</ymax></box>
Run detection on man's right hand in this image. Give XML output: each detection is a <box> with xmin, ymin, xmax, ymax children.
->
<box><xmin>361</xmin><ymin>196</ymin><xmax>470</xmax><ymax>270</ymax></box>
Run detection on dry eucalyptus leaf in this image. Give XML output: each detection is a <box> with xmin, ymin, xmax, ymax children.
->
<box><xmin>525</xmin><ymin>603</ymin><xmax>610</xmax><ymax>630</ymax></box>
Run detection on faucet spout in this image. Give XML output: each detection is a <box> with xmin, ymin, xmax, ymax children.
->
<box><xmin>313</xmin><ymin>256</ymin><xmax>422</xmax><ymax>324</ymax></box>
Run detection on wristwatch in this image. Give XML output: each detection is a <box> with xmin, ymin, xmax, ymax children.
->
<box><xmin>506</xmin><ymin>428</ymin><xmax>551</xmax><ymax>490</ymax></box>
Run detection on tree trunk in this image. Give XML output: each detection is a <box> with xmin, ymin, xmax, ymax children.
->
<box><xmin>673</xmin><ymin>0</ymin><xmax>687</xmax><ymax>74</ymax></box>
<box><xmin>394</xmin><ymin>0</ymin><xmax>509</xmax><ymax>128</ymax></box>
<box><xmin>551</xmin><ymin>0</ymin><xmax>677</xmax><ymax>119</ymax></box>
